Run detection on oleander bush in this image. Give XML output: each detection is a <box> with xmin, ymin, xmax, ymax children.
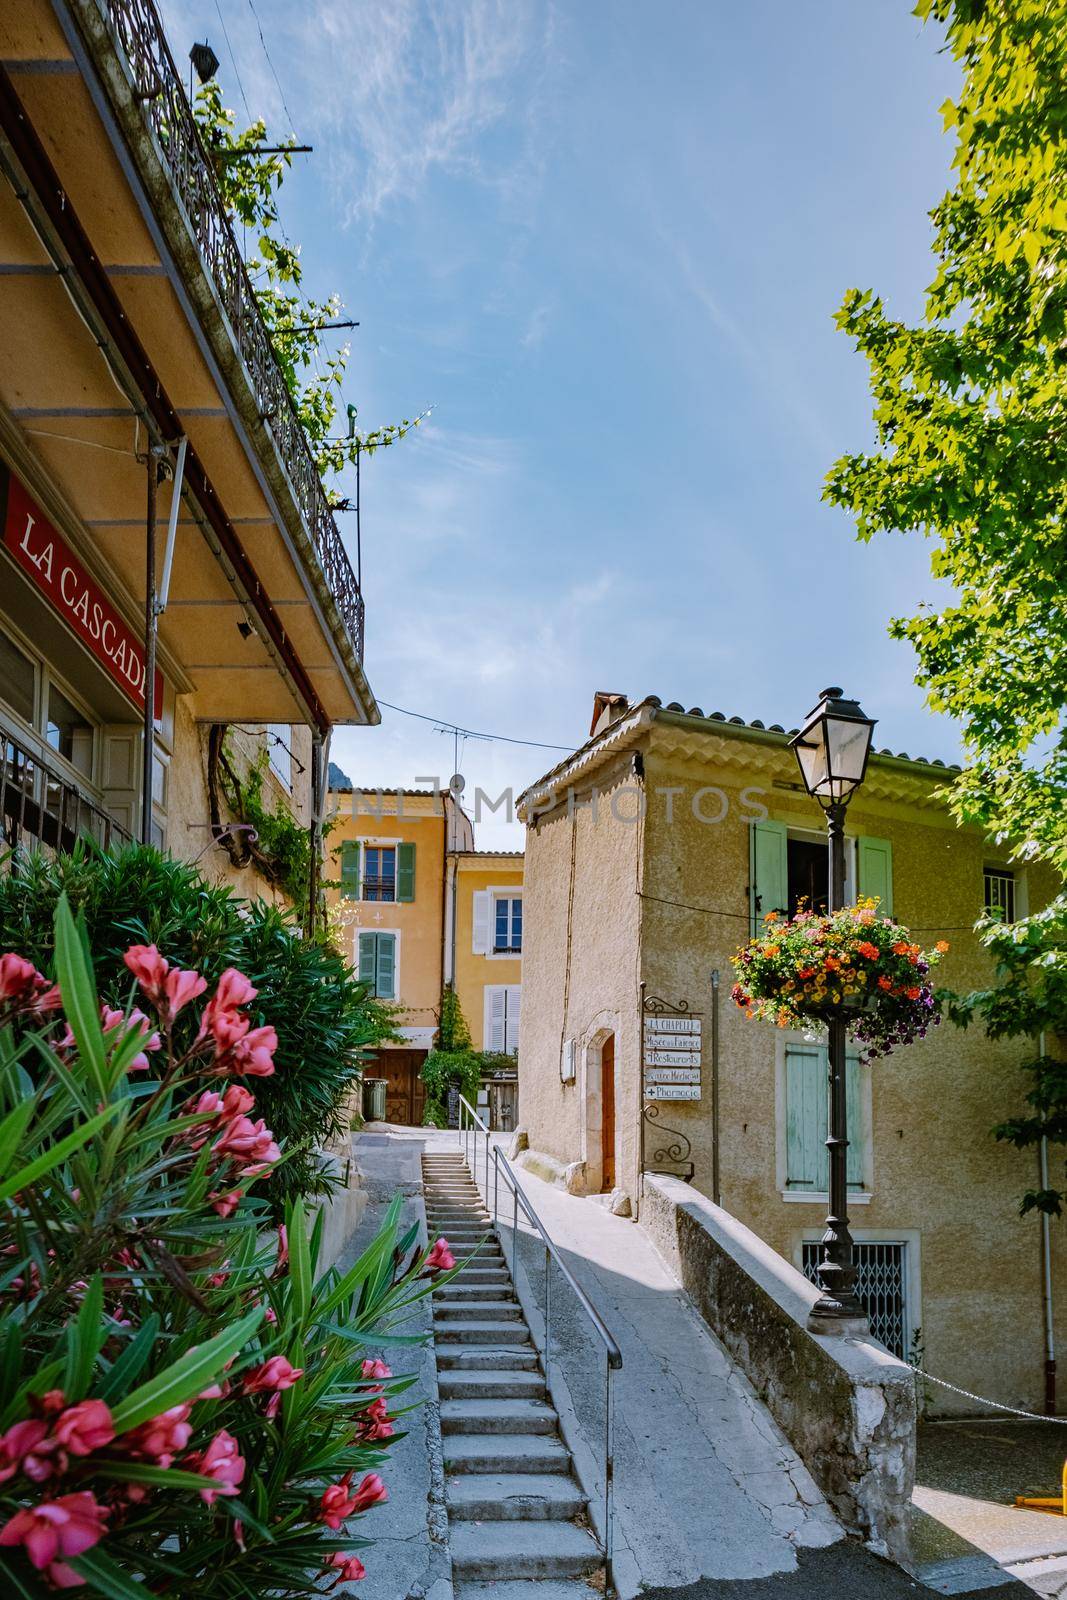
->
<box><xmin>0</xmin><ymin>844</ymin><xmax>397</xmax><ymax>1208</ymax></box>
<box><xmin>0</xmin><ymin>897</ymin><xmax>456</xmax><ymax>1596</ymax></box>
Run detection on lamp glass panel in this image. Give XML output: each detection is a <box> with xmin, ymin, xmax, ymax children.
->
<box><xmin>827</xmin><ymin>718</ymin><xmax>871</xmax><ymax>786</ymax></box>
<box><xmin>795</xmin><ymin>732</ymin><xmax>828</xmax><ymax>794</ymax></box>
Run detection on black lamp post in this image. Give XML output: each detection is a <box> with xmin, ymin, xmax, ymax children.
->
<box><xmin>789</xmin><ymin>687</ymin><xmax>876</xmax><ymax>1333</ymax></box>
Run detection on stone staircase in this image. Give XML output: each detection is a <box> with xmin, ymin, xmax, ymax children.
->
<box><xmin>422</xmin><ymin>1150</ymin><xmax>603</xmax><ymax>1600</ymax></box>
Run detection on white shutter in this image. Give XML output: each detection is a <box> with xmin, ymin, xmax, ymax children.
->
<box><xmin>504</xmin><ymin>985</ymin><xmax>521</xmax><ymax>1055</ymax></box>
<box><xmin>484</xmin><ymin>986</ymin><xmax>506</xmax><ymax>1051</ymax></box>
<box><xmin>472</xmin><ymin>890</ymin><xmax>491</xmax><ymax>955</ymax></box>
<box><xmin>100</xmin><ymin>725</ymin><xmax>141</xmax><ymax>837</ymax></box>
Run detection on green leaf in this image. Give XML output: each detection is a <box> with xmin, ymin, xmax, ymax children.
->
<box><xmin>0</xmin><ymin>1104</ymin><xmax>121</xmax><ymax>1205</ymax></box>
<box><xmin>288</xmin><ymin>1196</ymin><xmax>311</xmax><ymax>1327</ymax></box>
<box><xmin>0</xmin><ymin>1099</ymin><xmax>35</xmax><ymax>1178</ymax></box>
<box><xmin>70</xmin><ymin>1548</ymin><xmax>152</xmax><ymax>1599</ymax></box>
<box><xmin>64</xmin><ymin>1273</ymin><xmax>105</xmax><ymax>1401</ymax></box>
<box><xmin>91</xmin><ymin>1462</ymin><xmax>217</xmax><ymax>1491</ymax></box>
<box><xmin>53</xmin><ymin>893</ymin><xmax>107</xmax><ymax>1099</ymax></box>
<box><xmin>110</xmin><ymin>1306</ymin><xmax>263</xmax><ymax>1433</ymax></box>
<box><xmin>95</xmin><ymin>1315</ymin><xmax>160</xmax><ymax>1404</ymax></box>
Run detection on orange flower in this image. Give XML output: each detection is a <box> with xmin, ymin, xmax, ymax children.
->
<box><xmin>796</xmin><ymin>966</ymin><xmax>816</xmax><ymax>980</ymax></box>
<box><xmin>856</xmin><ymin>942</ymin><xmax>880</xmax><ymax>961</ymax></box>
<box><xmin>764</xmin><ymin>911</ymin><xmax>779</xmax><ymax>923</ymax></box>
<box><xmin>935</xmin><ymin>940</ymin><xmax>950</xmax><ymax>954</ymax></box>
<box><xmin>764</xmin><ymin>945</ymin><xmax>780</xmax><ymax>957</ymax></box>
<box><xmin>906</xmin><ymin>986</ymin><xmax>921</xmax><ymax>1001</ymax></box>
<box><xmin>877</xmin><ymin>976</ymin><xmax>893</xmax><ymax>991</ymax></box>
<box><xmin>823</xmin><ymin>956</ymin><xmax>841</xmax><ymax>972</ymax></box>
<box><xmin>892</xmin><ymin>941</ymin><xmax>910</xmax><ymax>955</ymax></box>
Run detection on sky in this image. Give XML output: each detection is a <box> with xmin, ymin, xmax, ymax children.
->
<box><xmin>161</xmin><ymin>0</ymin><xmax>960</xmax><ymax>847</ymax></box>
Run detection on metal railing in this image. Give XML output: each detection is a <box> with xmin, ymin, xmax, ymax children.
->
<box><xmin>1</xmin><ymin>731</ymin><xmax>130</xmax><ymax>855</ymax></box>
<box><xmin>79</xmin><ymin>0</ymin><xmax>365</xmax><ymax>663</ymax></box>
<box><xmin>457</xmin><ymin>1095</ymin><xmax>621</xmax><ymax>1592</ymax></box>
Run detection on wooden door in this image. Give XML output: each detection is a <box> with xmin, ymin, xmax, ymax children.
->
<box><xmin>601</xmin><ymin>1034</ymin><xmax>616</xmax><ymax>1191</ymax></box>
<box><xmin>379</xmin><ymin>1050</ymin><xmax>427</xmax><ymax>1126</ymax></box>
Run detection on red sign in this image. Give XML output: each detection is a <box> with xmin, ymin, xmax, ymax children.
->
<box><xmin>1</xmin><ymin>467</ymin><xmax>163</xmax><ymax>713</ymax></box>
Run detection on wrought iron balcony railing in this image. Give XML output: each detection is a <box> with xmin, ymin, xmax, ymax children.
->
<box><xmin>2</xmin><ymin>731</ymin><xmax>131</xmax><ymax>856</ymax></box>
<box><xmin>79</xmin><ymin>0</ymin><xmax>365</xmax><ymax>663</ymax></box>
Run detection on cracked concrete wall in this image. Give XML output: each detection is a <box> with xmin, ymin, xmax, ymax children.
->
<box><xmin>641</xmin><ymin>1173</ymin><xmax>916</xmax><ymax>1560</ymax></box>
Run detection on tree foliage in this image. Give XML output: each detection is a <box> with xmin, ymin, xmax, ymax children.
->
<box><xmin>194</xmin><ymin>81</ymin><xmax>426</xmax><ymax>488</ymax></box>
<box><xmin>826</xmin><ymin>0</ymin><xmax>1067</xmax><ymax>1209</ymax></box>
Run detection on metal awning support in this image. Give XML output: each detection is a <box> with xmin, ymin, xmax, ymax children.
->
<box><xmin>156</xmin><ymin>433</ymin><xmax>187</xmax><ymax>615</ymax></box>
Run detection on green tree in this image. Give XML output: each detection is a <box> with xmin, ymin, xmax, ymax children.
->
<box><xmin>194</xmin><ymin>80</ymin><xmax>426</xmax><ymax>487</ymax></box>
<box><xmin>825</xmin><ymin>0</ymin><xmax>1067</xmax><ymax>1208</ymax></box>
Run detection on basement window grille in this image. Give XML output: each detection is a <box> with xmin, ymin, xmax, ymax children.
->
<box><xmin>802</xmin><ymin>1240</ymin><xmax>908</xmax><ymax>1359</ymax></box>
<box><xmin>984</xmin><ymin>868</ymin><xmax>1016</xmax><ymax>924</ymax></box>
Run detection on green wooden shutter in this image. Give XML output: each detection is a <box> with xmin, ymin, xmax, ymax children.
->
<box><xmin>340</xmin><ymin>839</ymin><xmax>361</xmax><ymax>900</ymax></box>
<box><xmin>357</xmin><ymin>932</ymin><xmax>376</xmax><ymax>988</ymax></box>
<box><xmin>750</xmin><ymin>819</ymin><xmax>789</xmax><ymax>934</ymax></box>
<box><xmin>396</xmin><ymin>842</ymin><xmax>416</xmax><ymax>903</ymax></box>
<box><xmin>858</xmin><ymin>836</ymin><xmax>893</xmax><ymax>917</ymax></box>
<box><xmin>375</xmin><ymin>934</ymin><xmax>397</xmax><ymax>999</ymax></box>
<box><xmin>846</xmin><ymin>1052</ymin><xmax>864</xmax><ymax>1188</ymax></box>
<box><xmin>785</xmin><ymin>1045</ymin><xmax>827</xmax><ymax>1189</ymax></box>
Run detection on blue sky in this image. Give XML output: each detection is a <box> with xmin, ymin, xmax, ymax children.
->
<box><xmin>163</xmin><ymin>0</ymin><xmax>959</xmax><ymax>845</ymax></box>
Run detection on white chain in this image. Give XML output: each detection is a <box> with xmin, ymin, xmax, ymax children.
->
<box><xmin>916</xmin><ymin>1369</ymin><xmax>1067</xmax><ymax>1423</ymax></box>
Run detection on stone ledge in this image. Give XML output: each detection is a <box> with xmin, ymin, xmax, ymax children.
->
<box><xmin>514</xmin><ymin>1147</ymin><xmax>588</xmax><ymax>1195</ymax></box>
<box><xmin>640</xmin><ymin>1173</ymin><xmax>916</xmax><ymax>1560</ymax></box>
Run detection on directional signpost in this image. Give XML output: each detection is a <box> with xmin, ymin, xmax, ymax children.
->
<box><xmin>643</xmin><ymin>1013</ymin><xmax>701</xmax><ymax>1103</ymax></box>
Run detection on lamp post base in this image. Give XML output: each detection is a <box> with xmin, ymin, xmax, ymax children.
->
<box><xmin>806</xmin><ymin>1297</ymin><xmax>869</xmax><ymax>1338</ymax></box>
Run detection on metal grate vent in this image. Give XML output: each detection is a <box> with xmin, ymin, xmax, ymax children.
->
<box><xmin>802</xmin><ymin>1240</ymin><xmax>908</xmax><ymax>1358</ymax></box>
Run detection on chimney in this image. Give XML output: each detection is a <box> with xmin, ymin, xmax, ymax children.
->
<box><xmin>589</xmin><ymin>690</ymin><xmax>629</xmax><ymax>738</ymax></box>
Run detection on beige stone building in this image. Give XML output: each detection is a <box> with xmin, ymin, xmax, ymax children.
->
<box><xmin>516</xmin><ymin>690</ymin><xmax>1061</xmax><ymax>1412</ymax></box>
<box><xmin>0</xmin><ymin>0</ymin><xmax>376</xmax><ymax>910</ymax></box>
<box><xmin>326</xmin><ymin>782</ymin><xmax>523</xmax><ymax>1123</ymax></box>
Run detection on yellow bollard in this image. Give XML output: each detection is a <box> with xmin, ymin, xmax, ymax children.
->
<box><xmin>1015</xmin><ymin>1460</ymin><xmax>1067</xmax><ymax>1516</ymax></box>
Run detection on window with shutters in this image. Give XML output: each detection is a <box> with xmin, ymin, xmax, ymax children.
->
<box><xmin>751</xmin><ymin>821</ymin><xmax>893</xmax><ymax>934</ymax></box>
<box><xmin>357</xmin><ymin>931</ymin><xmax>398</xmax><ymax>999</ymax></box>
<box><xmin>781</xmin><ymin>1039</ymin><xmax>870</xmax><ymax>1197</ymax></box>
<box><xmin>484</xmin><ymin>985</ymin><xmax>521</xmax><ymax>1054</ymax></box>
<box><xmin>493</xmin><ymin>894</ymin><xmax>522</xmax><ymax>953</ymax></box>
<box><xmin>363</xmin><ymin>846</ymin><xmax>396</xmax><ymax>902</ymax></box>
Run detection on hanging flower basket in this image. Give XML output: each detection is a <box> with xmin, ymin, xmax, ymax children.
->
<box><xmin>731</xmin><ymin>899</ymin><xmax>948</xmax><ymax>1058</ymax></box>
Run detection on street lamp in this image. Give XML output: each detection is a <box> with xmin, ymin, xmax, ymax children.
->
<box><xmin>790</xmin><ymin>687</ymin><xmax>876</xmax><ymax>1334</ymax></box>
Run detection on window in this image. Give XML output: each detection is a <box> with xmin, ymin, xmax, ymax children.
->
<box><xmin>364</xmin><ymin>846</ymin><xmax>396</xmax><ymax>902</ymax></box>
<box><xmin>784</xmin><ymin>1041</ymin><xmax>867</xmax><ymax>1194</ymax></box>
<box><xmin>358</xmin><ymin>931</ymin><xmax>397</xmax><ymax>999</ymax></box>
<box><xmin>493</xmin><ymin>895</ymin><xmax>522</xmax><ymax>953</ymax></box>
<box><xmin>751</xmin><ymin>821</ymin><xmax>891</xmax><ymax>934</ymax></box>
<box><xmin>787</xmin><ymin>836</ymin><xmax>829</xmax><ymax>917</ymax></box>
<box><xmin>265</xmin><ymin>724</ymin><xmax>291</xmax><ymax>789</ymax></box>
<box><xmin>0</xmin><ymin>628</ymin><xmax>36</xmax><ymax>725</ymax></box>
<box><xmin>984</xmin><ymin>868</ymin><xmax>1016</xmax><ymax>923</ymax></box>
<box><xmin>45</xmin><ymin>682</ymin><xmax>94</xmax><ymax>779</ymax></box>
<box><xmin>802</xmin><ymin>1240</ymin><xmax>909</xmax><ymax>1359</ymax></box>
<box><xmin>485</xmin><ymin>985</ymin><xmax>521</xmax><ymax>1054</ymax></box>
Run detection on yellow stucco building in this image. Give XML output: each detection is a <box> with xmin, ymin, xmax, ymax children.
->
<box><xmin>327</xmin><ymin>783</ymin><xmax>523</xmax><ymax>1123</ymax></box>
<box><xmin>516</xmin><ymin>690</ymin><xmax>1062</xmax><ymax>1414</ymax></box>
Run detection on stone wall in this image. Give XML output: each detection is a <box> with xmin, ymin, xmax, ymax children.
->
<box><xmin>641</xmin><ymin>1173</ymin><xmax>916</xmax><ymax>1558</ymax></box>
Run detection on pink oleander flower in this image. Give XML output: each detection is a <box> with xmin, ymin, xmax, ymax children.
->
<box><xmin>425</xmin><ymin>1238</ymin><xmax>455</xmax><ymax>1273</ymax></box>
<box><xmin>0</xmin><ymin>1490</ymin><xmax>108</xmax><ymax>1579</ymax></box>
<box><xmin>122</xmin><ymin>1404</ymin><xmax>192</xmax><ymax>1468</ymax></box>
<box><xmin>36</xmin><ymin>1393</ymin><xmax>67</xmax><ymax>1417</ymax></box>
<box><xmin>355</xmin><ymin>1397</ymin><xmax>393</xmax><ymax>1443</ymax></box>
<box><xmin>360</xmin><ymin>1358</ymin><xmax>392</xmax><ymax>1392</ymax></box>
<box><xmin>0</xmin><ymin>1419</ymin><xmax>50</xmax><ymax>1485</ymax></box>
<box><xmin>53</xmin><ymin>1401</ymin><xmax>114</xmax><ymax>1458</ymax></box>
<box><xmin>100</xmin><ymin>1006</ymin><xmax>161</xmax><ymax>1072</ymax></box>
<box><xmin>122</xmin><ymin>944</ymin><xmax>168</xmax><ymax>1001</ymax></box>
<box><xmin>184</xmin><ymin>1429</ymin><xmax>244</xmax><ymax>1504</ymax></box>
<box><xmin>274</xmin><ymin>1225</ymin><xmax>289</xmax><ymax>1274</ymax></box>
<box><xmin>240</xmin><ymin>1356</ymin><xmax>304</xmax><ymax>1396</ymax></box>
<box><xmin>214</xmin><ymin>1115</ymin><xmax>280</xmax><ymax>1176</ymax></box>
<box><xmin>0</xmin><ymin>954</ymin><xmax>60</xmax><ymax>1015</ymax></box>
<box><xmin>349</xmin><ymin>1472</ymin><xmax>388</xmax><ymax>1515</ymax></box>
<box><xmin>210</xmin><ymin>1013</ymin><xmax>277</xmax><ymax>1077</ymax></box>
<box><xmin>210</xmin><ymin>1189</ymin><xmax>242</xmax><ymax>1219</ymax></box>
<box><xmin>202</xmin><ymin>967</ymin><xmax>258</xmax><ymax>1028</ymax></box>
<box><xmin>319</xmin><ymin>1479</ymin><xmax>357</xmax><ymax>1530</ymax></box>
<box><xmin>164</xmin><ymin>966</ymin><xmax>207</xmax><ymax>1017</ymax></box>
<box><xmin>325</xmin><ymin>1552</ymin><xmax>367</xmax><ymax>1586</ymax></box>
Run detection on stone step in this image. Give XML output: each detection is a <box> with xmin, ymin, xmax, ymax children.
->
<box><xmin>455</xmin><ymin>1583</ymin><xmax>601</xmax><ymax>1600</ymax></box>
<box><xmin>449</xmin><ymin>1269</ymin><xmax>509</xmax><ymax>1286</ymax></box>
<box><xmin>441</xmin><ymin>1398</ymin><xmax>558</xmax><ymax>1436</ymax></box>
<box><xmin>434</xmin><ymin>1282</ymin><xmax>515</xmax><ymax>1301</ymax></box>
<box><xmin>435</xmin><ymin>1345</ymin><xmax>540</xmax><ymax>1371</ymax></box>
<box><xmin>443</xmin><ymin>1434</ymin><xmax>571</xmax><ymax>1476</ymax></box>
<box><xmin>447</xmin><ymin>1472</ymin><xmax>585</xmax><ymax>1521</ymax></box>
<box><xmin>450</xmin><ymin>1521</ymin><xmax>602</xmax><ymax>1581</ymax></box>
<box><xmin>438</xmin><ymin>1369</ymin><xmax>545</xmax><ymax>1400</ymax></box>
<box><xmin>434</xmin><ymin>1299</ymin><xmax>523</xmax><ymax>1321</ymax></box>
<box><xmin>434</xmin><ymin>1319</ymin><xmax>531</xmax><ymax>1345</ymax></box>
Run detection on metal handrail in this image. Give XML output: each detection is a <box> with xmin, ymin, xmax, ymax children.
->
<box><xmin>456</xmin><ymin>1094</ymin><xmax>620</xmax><ymax>1593</ymax></box>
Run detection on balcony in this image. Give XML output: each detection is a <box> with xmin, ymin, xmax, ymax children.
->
<box><xmin>2</xmin><ymin>731</ymin><xmax>130</xmax><ymax>856</ymax></box>
<box><xmin>68</xmin><ymin>0</ymin><xmax>365</xmax><ymax>667</ymax></box>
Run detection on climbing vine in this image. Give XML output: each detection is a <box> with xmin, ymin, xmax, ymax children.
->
<box><xmin>207</xmin><ymin>726</ymin><xmax>321</xmax><ymax>909</ymax></box>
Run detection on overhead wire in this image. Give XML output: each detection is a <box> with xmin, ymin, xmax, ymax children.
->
<box><xmin>245</xmin><ymin>0</ymin><xmax>299</xmax><ymax>136</ymax></box>
<box><xmin>376</xmin><ymin>699</ymin><xmax>574</xmax><ymax>753</ymax></box>
<box><xmin>213</xmin><ymin>0</ymin><xmax>252</xmax><ymax>124</ymax></box>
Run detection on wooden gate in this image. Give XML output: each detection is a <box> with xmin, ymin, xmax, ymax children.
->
<box><xmin>379</xmin><ymin>1049</ymin><xmax>427</xmax><ymax>1127</ymax></box>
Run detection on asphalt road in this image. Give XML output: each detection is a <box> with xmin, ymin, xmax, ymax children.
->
<box><xmin>637</xmin><ymin>1542</ymin><xmax>1034</xmax><ymax>1600</ymax></box>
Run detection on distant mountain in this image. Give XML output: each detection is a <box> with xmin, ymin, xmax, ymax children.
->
<box><xmin>327</xmin><ymin>760</ymin><xmax>353</xmax><ymax>791</ymax></box>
